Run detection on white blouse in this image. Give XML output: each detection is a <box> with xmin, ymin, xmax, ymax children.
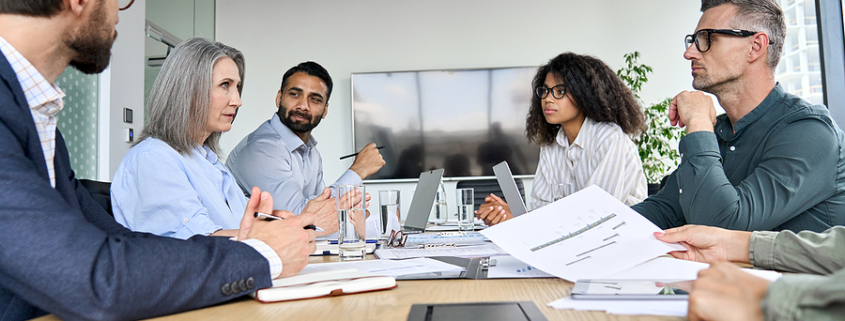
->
<box><xmin>531</xmin><ymin>117</ymin><xmax>647</xmax><ymax>209</ymax></box>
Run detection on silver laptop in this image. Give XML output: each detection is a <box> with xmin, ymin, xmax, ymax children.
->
<box><xmin>402</xmin><ymin>169</ymin><xmax>444</xmax><ymax>233</ymax></box>
<box><xmin>492</xmin><ymin>161</ymin><xmax>528</xmax><ymax>217</ymax></box>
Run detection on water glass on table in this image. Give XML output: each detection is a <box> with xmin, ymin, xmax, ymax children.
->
<box><xmin>431</xmin><ymin>186</ymin><xmax>449</xmax><ymax>224</ymax></box>
<box><xmin>377</xmin><ymin>190</ymin><xmax>400</xmax><ymax>244</ymax></box>
<box><xmin>456</xmin><ymin>188</ymin><xmax>474</xmax><ymax>231</ymax></box>
<box><xmin>337</xmin><ymin>184</ymin><xmax>367</xmax><ymax>261</ymax></box>
<box><xmin>553</xmin><ymin>183</ymin><xmax>572</xmax><ymax>202</ymax></box>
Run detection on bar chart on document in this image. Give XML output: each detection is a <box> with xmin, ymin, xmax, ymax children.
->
<box><xmin>527</xmin><ymin>209</ymin><xmax>623</xmax><ymax>267</ymax></box>
<box><xmin>480</xmin><ymin>185</ymin><xmax>684</xmax><ymax>281</ymax></box>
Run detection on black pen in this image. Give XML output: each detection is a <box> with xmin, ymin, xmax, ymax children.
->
<box><xmin>254</xmin><ymin>212</ymin><xmax>323</xmax><ymax>231</ymax></box>
<box><xmin>339</xmin><ymin>145</ymin><xmax>385</xmax><ymax>160</ymax></box>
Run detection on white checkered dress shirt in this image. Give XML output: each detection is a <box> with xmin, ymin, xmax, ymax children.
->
<box><xmin>0</xmin><ymin>36</ymin><xmax>65</xmax><ymax>188</ymax></box>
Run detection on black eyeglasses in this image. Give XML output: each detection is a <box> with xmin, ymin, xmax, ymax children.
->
<box><xmin>685</xmin><ymin>29</ymin><xmax>771</xmax><ymax>52</ymax></box>
<box><xmin>534</xmin><ymin>85</ymin><xmax>567</xmax><ymax>100</ymax></box>
<box><xmin>118</xmin><ymin>0</ymin><xmax>135</xmax><ymax>11</ymax></box>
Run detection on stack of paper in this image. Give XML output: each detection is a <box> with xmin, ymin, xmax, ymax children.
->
<box><xmin>487</xmin><ymin>255</ymin><xmax>554</xmax><ymax>278</ymax></box>
<box><xmin>374</xmin><ymin>242</ymin><xmax>508</xmax><ymax>260</ymax></box>
<box><xmin>300</xmin><ymin>258</ymin><xmax>465</xmax><ymax>277</ymax></box>
<box><xmin>547</xmin><ymin>257</ymin><xmax>782</xmax><ymax>317</ymax></box>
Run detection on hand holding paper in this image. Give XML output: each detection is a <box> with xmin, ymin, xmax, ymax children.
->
<box><xmin>480</xmin><ymin>185</ymin><xmax>685</xmax><ymax>281</ymax></box>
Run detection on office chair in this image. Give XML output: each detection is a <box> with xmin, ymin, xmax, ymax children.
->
<box><xmin>455</xmin><ymin>178</ymin><xmax>525</xmax><ymax>212</ymax></box>
<box><xmin>79</xmin><ymin>179</ymin><xmax>113</xmax><ymax>216</ymax></box>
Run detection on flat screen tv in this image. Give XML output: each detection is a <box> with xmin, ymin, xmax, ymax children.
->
<box><xmin>352</xmin><ymin>67</ymin><xmax>541</xmax><ymax>180</ymax></box>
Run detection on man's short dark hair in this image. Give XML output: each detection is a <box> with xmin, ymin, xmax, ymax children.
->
<box><xmin>279</xmin><ymin>61</ymin><xmax>333</xmax><ymax>101</ymax></box>
<box><xmin>700</xmin><ymin>0</ymin><xmax>785</xmax><ymax>72</ymax></box>
<box><xmin>0</xmin><ymin>0</ymin><xmax>63</xmax><ymax>17</ymax></box>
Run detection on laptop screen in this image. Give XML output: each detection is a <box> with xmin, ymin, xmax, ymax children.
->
<box><xmin>492</xmin><ymin>161</ymin><xmax>528</xmax><ymax>216</ymax></box>
<box><xmin>402</xmin><ymin>169</ymin><xmax>444</xmax><ymax>232</ymax></box>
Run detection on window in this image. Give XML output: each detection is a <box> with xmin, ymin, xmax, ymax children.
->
<box><xmin>776</xmin><ymin>0</ymin><xmax>824</xmax><ymax>105</ymax></box>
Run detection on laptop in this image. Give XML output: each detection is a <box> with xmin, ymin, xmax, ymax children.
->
<box><xmin>401</xmin><ymin>169</ymin><xmax>445</xmax><ymax>234</ymax></box>
<box><xmin>492</xmin><ymin>161</ymin><xmax>528</xmax><ymax>217</ymax></box>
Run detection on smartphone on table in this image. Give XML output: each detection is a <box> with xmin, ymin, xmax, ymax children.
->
<box><xmin>571</xmin><ymin>279</ymin><xmax>691</xmax><ymax>300</ymax></box>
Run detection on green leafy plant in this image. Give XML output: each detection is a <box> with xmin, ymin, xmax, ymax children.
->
<box><xmin>617</xmin><ymin>52</ymin><xmax>684</xmax><ymax>184</ymax></box>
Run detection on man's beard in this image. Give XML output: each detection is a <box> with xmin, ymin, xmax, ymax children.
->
<box><xmin>279</xmin><ymin>105</ymin><xmax>322</xmax><ymax>133</ymax></box>
<box><xmin>65</xmin><ymin>1</ymin><xmax>116</xmax><ymax>75</ymax></box>
<box><xmin>691</xmin><ymin>63</ymin><xmax>741</xmax><ymax>95</ymax></box>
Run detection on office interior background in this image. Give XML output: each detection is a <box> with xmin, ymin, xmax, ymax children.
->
<box><xmin>58</xmin><ymin>0</ymin><xmax>845</xmax><ymax>220</ymax></box>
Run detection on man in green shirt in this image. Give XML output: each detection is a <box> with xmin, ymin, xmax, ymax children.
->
<box><xmin>656</xmin><ymin>225</ymin><xmax>845</xmax><ymax>320</ymax></box>
<box><xmin>632</xmin><ymin>0</ymin><xmax>845</xmax><ymax>233</ymax></box>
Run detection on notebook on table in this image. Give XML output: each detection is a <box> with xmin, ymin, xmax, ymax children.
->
<box><xmin>492</xmin><ymin>161</ymin><xmax>528</xmax><ymax>217</ymax></box>
<box><xmin>251</xmin><ymin>269</ymin><xmax>397</xmax><ymax>303</ymax></box>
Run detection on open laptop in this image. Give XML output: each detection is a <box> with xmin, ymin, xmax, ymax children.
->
<box><xmin>492</xmin><ymin>161</ymin><xmax>528</xmax><ymax>217</ymax></box>
<box><xmin>401</xmin><ymin>169</ymin><xmax>445</xmax><ymax>234</ymax></box>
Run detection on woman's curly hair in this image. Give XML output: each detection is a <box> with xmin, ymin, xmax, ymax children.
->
<box><xmin>526</xmin><ymin>52</ymin><xmax>645</xmax><ymax>146</ymax></box>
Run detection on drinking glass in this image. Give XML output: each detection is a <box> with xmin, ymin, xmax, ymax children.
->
<box><xmin>552</xmin><ymin>183</ymin><xmax>572</xmax><ymax>202</ymax></box>
<box><xmin>337</xmin><ymin>185</ymin><xmax>366</xmax><ymax>261</ymax></box>
<box><xmin>456</xmin><ymin>188</ymin><xmax>474</xmax><ymax>231</ymax></box>
<box><xmin>377</xmin><ymin>190</ymin><xmax>400</xmax><ymax>244</ymax></box>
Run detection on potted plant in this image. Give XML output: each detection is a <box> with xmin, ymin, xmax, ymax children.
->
<box><xmin>616</xmin><ymin>52</ymin><xmax>684</xmax><ymax>194</ymax></box>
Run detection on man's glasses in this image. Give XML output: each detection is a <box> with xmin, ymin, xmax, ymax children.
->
<box><xmin>685</xmin><ymin>29</ymin><xmax>770</xmax><ymax>52</ymax></box>
<box><xmin>534</xmin><ymin>85</ymin><xmax>567</xmax><ymax>100</ymax></box>
<box><xmin>387</xmin><ymin>230</ymin><xmax>407</xmax><ymax>248</ymax></box>
<box><xmin>118</xmin><ymin>0</ymin><xmax>135</xmax><ymax>11</ymax></box>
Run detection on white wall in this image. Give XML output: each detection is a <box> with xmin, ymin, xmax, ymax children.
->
<box><xmin>215</xmin><ymin>0</ymin><xmax>703</xmax><ymax>219</ymax></box>
<box><xmin>105</xmin><ymin>0</ymin><xmax>146</xmax><ymax>179</ymax></box>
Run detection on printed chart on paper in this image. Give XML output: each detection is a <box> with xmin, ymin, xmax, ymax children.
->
<box><xmin>480</xmin><ymin>186</ymin><xmax>684</xmax><ymax>281</ymax></box>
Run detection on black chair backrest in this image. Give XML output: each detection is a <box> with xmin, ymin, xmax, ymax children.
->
<box><xmin>79</xmin><ymin>179</ymin><xmax>113</xmax><ymax>216</ymax></box>
<box><xmin>455</xmin><ymin>178</ymin><xmax>525</xmax><ymax>212</ymax></box>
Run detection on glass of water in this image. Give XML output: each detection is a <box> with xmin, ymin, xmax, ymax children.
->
<box><xmin>337</xmin><ymin>184</ymin><xmax>366</xmax><ymax>261</ymax></box>
<box><xmin>377</xmin><ymin>190</ymin><xmax>400</xmax><ymax>244</ymax></box>
<box><xmin>552</xmin><ymin>183</ymin><xmax>572</xmax><ymax>202</ymax></box>
<box><xmin>456</xmin><ymin>188</ymin><xmax>474</xmax><ymax>231</ymax></box>
<box><xmin>431</xmin><ymin>182</ymin><xmax>449</xmax><ymax>224</ymax></box>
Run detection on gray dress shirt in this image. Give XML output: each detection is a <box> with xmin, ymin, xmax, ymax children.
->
<box><xmin>633</xmin><ymin>85</ymin><xmax>845</xmax><ymax>232</ymax></box>
<box><xmin>751</xmin><ymin>227</ymin><xmax>845</xmax><ymax>320</ymax></box>
<box><xmin>226</xmin><ymin>113</ymin><xmax>362</xmax><ymax>215</ymax></box>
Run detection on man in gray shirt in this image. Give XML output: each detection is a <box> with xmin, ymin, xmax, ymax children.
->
<box><xmin>656</xmin><ymin>224</ymin><xmax>845</xmax><ymax>320</ymax></box>
<box><xmin>227</xmin><ymin>62</ymin><xmax>385</xmax><ymax>236</ymax></box>
<box><xmin>632</xmin><ymin>0</ymin><xmax>845</xmax><ymax>233</ymax></box>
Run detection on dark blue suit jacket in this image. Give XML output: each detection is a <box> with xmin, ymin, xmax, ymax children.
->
<box><xmin>0</xmin><ymin>55</ymin><xmax>272</xmax><ymax>320</ymax></box>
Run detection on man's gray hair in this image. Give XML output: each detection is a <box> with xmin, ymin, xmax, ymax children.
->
<box><xmin>138</xmin><ymin>37</ymin><xmax>245</xmax><ymax>155</ymax></box>
<box><xmin>701</xmin><ymin>0</ymin><xmax>785</xmax><ymax>73</ymax></box>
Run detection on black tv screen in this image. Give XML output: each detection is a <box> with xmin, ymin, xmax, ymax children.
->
<box><xmin>352</xmin><ymin>67</ymin><xmax>541</xmax><ymax>180</ymax></box>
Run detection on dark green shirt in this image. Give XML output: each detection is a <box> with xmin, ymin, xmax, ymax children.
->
<box><xmin>633</xmin><ymin>84</ymin><xmax>845</xmax><ymax>232</ymax></box>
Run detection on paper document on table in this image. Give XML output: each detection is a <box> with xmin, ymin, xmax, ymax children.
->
<box><xmin>300</xmin><ymin>258</ymin><xmax>465</xmax><ymax>277</ymax></box>
<box><xmin>549</xmin><ymin>297</ymin><xmax>688</xmax><ymax>317</ymax></box>
<box><xmin>606</xmin><ymin>257</ymin><xmax>709</xmax><ymax>280</ymax></box>
<box><xmin>487</xmin><ymin>255</ymin><xmax>554</xmax><ymax>278</ymax></box>
<box><xmin>374</xmin><ymin>242</ymin><xmax>507</xmax><ymax>260</ymax></box>
<box><xmin>480</xmin><ymin>185</ymin><xmax>685</xmax><ymax>281</ymax></box>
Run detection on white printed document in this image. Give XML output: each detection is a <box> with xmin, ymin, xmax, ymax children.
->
<box><xmin>480</xmin><ymin>185</ymin><xmax>685</xmax><ymax>281</ymax></box>
<box><xmin>300</xmin><ymin>258</ymin><xmax>465</xmax><ymax>277</ymax></box>
<box><xmin>374</xmin><ymin>242</ymin><xmax>508</xmax><ymax>260</ymax></box>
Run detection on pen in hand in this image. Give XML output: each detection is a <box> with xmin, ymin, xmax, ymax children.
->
<box><xmin>339</xmin><ymin>145</ymin><xmax>385</xmax><ymax>160</ymax></box>
<box><xmin>254</xmin><ymin>212</ymin><xmax>323</xmax><ymax>232</ymax></box>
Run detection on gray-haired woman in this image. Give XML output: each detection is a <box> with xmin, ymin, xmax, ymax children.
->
<box><xmin>110</xmin><ymin>37</ymin><xmax>252</xmax><ymax>239</ymax></box>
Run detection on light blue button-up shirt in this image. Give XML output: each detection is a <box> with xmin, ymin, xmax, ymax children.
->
<box><xmin>226</xmin><ymin>113</ymin><xmax>362</xmax><ymax>213</ymax></box>
<box><xmin>111</xmin><ymin>138</ymin><xmax>248</xmax><ymax>239</ymax></box>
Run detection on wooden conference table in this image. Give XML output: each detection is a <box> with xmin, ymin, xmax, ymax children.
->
<box><xmin>37</xmin><ymin>255</ymin><xmax>687</xmax><ymax>321</ymax></box>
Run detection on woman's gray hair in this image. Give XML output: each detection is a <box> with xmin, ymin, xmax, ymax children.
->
<box><xmin>138</xmin><ymin>37</ymin><xmax>245</xmax><ymax>155</ymax></box>
<box><xmin>701</xmin><ymin>0</ymin><xmax>785</xmax><ymax>74</ymax></box>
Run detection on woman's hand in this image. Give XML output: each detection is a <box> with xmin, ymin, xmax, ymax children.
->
<box><xmin>475</xmin><ymin>194</ymin><xmax>512</xmax><ymax>226</ymax></box>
